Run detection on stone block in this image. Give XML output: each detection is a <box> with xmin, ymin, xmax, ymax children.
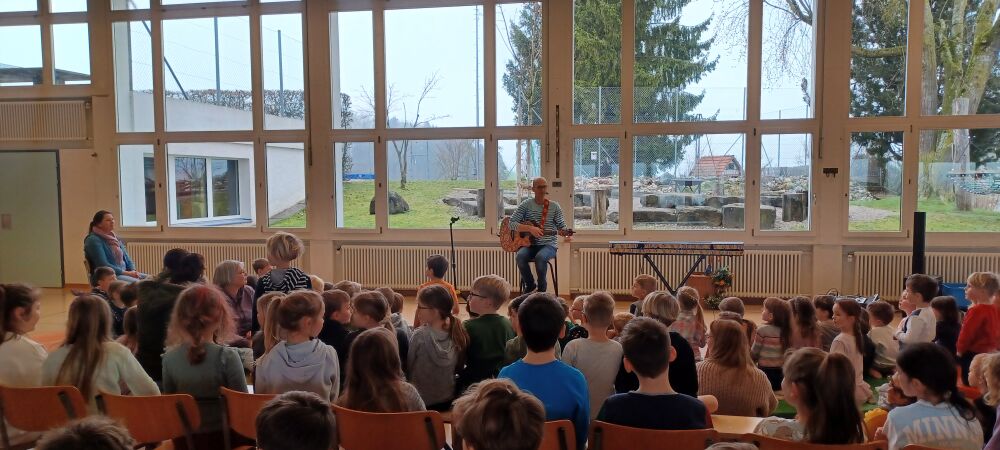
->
<box><xmin>762</xmin><ymin>195</ymin><xmax>783</xmax><ymax>208</ymax></box>
<box><xmin>641</xmin><ymin>194</ymin><xmax>661</xmax><ymax>207</ymax></box>
<box><xmin>677</xmin><ymin>206</ymin><xmax>722</xmax><ymax>227</ymax></box>
<box><xmin>760</xmin><ymin>205</ymin><xmax>777</xmax><ymax>229</ymax></box>
<box><xmin>633</xmin><ymin>208</ymin><xmax>679</xmax><ymax>223</ymax></box>
<box><xmin>574</xmin><ymin>206</ymin><xmax>592</xmax><ymax>220</ymax></box>
<box><xmin>782</xmin><ymin>192</ymin><xmax>808</xmax><ymax>222</ymax></box>
<box><xmin>722</xmin><ymin>203</ymin><xmax>744</xmax><ymax>229</ymax></box>
<box><xmin>574</xmin><ymin>193</ymin><xmax>591</xmax><ymax>207</ymax></box>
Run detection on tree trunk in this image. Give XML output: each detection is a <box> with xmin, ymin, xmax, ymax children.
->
<box><xmin>952</xmin><ymin>98</ymin><xmax>972</xmax><ymax>211</ymax></box>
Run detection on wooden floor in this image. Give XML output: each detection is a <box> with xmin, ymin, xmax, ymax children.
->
<box><xmin>30</xmin><ymin>287</ymin><xmax>768</xmax><ymax>350</ymax></box>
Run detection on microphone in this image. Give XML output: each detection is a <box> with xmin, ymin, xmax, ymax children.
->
<box><xmin>450</xmin><ymin>217</ymin><xmax>460</xmax><ymax>224</ymax></box>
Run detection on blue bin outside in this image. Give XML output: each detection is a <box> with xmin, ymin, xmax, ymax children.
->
<box><xmin>941</xmin><ymin>283</ymin><xmax>970</xmax><ymax>310</ymax></box>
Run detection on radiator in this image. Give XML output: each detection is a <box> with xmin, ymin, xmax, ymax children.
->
<box><xmin>578</xmin><ymin>249</ymin><xmax>803</xmax><ymax>297</ymax></box>
<box><xmin>0</xmin><ymin>101</ymin><xmax>89</xmax><ymax>142</ymax></box>
<box><xmin>126</xmin><ymin>242</ymin><xmax>299</xmax><ymax>276</ymax></box>
<box><xmin>341</xmin><ymin>245</ymin><xmax>519</xmax><ymax>291</ymax></box>
<box><xmin>853</xmin><ymin>252</ymin><xmax>1000</xmax><ymax>299</ymax></box>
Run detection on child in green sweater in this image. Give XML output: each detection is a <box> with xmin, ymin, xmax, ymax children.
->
<box><xmin>458</xmin><ymin>275</ymin><xmax>515</xmax><ymax>393</ymax></box>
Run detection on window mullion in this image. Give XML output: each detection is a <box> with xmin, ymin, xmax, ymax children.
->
<box><xmin>372</xmin><ymin>5</ymin><xmax>388</xmax><ymax>233</ymax></box>
<box><xmin>483</xmin><ymin>1</ymin><xmax>499</xmax><ymax>229</ymax></box>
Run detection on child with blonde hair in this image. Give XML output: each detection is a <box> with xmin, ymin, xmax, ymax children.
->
<box><xmin>671</xmin><ymin>286</ymin><xmax>707</xmax><ymax>360</ymax></box>
<box><xmin>252</xmin><ymin>232</ymin><xmax>312</xmax><ymax>330</ymax></box>
<box><xmin>957</xmin><ymin>272</ymin><xmax>1000</xmax><ymax>383</ymax></box>
<box><xmin>608</xmin><ymin>312</ymin><xmax>634</xmax><ymax>340</ymax></box>
<box><xmin>979</xmin><ymin>354</ymin><xmax>1000</xmax><ymax>448</ymax></box>
<box><xmin>42</xmin><ymin>295</ymin><xmax>158</xmax><ymax>411</ymax></box>
<box><xmin>562</xmin><ymin>291</ymin><xmax>623</xmax><ymax>418</ymax></box>
<box><xmin>409</xmin><ymin>285</ymin><xmax>469</xmax><ymax>410</ymax></box>
<box><xmin>255</xmin><ymin>290</ymin><xmax>340</xmax><ymax>402</ymax></box>
<box><xmin>629</xmin><ymin>274</ymin><xmax>658</xmax><ymax>316</ymax></box>
<box><xmin>459</xmin><ymin>275</ymin><xmax>515</xmax><ymax>392</ymax></box>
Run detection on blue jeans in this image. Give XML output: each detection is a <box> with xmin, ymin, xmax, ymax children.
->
<box><xmin>516</xmin><ymin>245</ymin><xmax>557</xmax><ymax>293</ymax></box>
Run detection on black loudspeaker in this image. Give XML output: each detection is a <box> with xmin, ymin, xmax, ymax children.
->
<box><xmin>912</xmin><ymin>211</ymin><xmax>926</xmax><ymax>275</ymax></box>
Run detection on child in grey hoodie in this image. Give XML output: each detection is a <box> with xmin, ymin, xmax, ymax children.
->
<box><xmin>408</xmin><ymin>285</ymin><xmax>469</xmax><ymax>410</ymax></box>
<box><xmin>255</xmin><ymin>291</ymin><xmax>340</xmax><ymax>402</ymax></box>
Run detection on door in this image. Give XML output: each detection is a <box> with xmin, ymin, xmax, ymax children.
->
<box><xmin>0</xmin><ymin>151</ymin><xmax>63</xmax><ymax>287</ymax></box>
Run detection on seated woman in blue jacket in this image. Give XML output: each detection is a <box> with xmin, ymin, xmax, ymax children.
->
<box><xmin>84</xmin><ymin>210</ymin><xmax>146</xmax><ymax>283</ymax></box>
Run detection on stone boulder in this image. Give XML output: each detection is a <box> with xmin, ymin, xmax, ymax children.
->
<box><xmin>633</xmin><ymin>208</ymin><xmax>679</xmax><ymax>223</ymax></box>
<box><xmin>761</xmin><ymin>195</ymin><xmax>783</xmax><ymax>208</ymax></box>
<box><xmin>706</xmin><ymin>196</ymin><xmax>744</xmax><ymax>209</ymax></box>
<box><xmin>641</xmin><ymin>194</ymin><xmax>661</xmax><ymax>207</ymax></box>
<box><xmin>782</xmin><ymin>192</ymin><xmax>808</xmax><ymax>222</ymax></box>
<box><xmin>574</xmin><ymin>193</ymin><xmax>591</xmax><ymax>207</ymax></box>
<box><xmin>574</xmin><ymin>206</ymin><xmax>593</xmax><ymax>220</ymax></box>
<box><xmin>608</xmin><ymin>211</ymin><xmax>620</xmax><ymax>224</ymax></box>
<box><xmin>722</xmin><ymin>203</ymin><xmax>745</xmax><ymax>229</ymax></box>
<box><xmin>677</xmin><ymin>206</ymin><xmax>722</xmax><ymax>227</ymax></box>
<box><xmin>370</xmin><ymin>191</ymin><xmax>410</xmax><ymax>215</ymax></box>
<box><xmin>760</xmin><ymin>205</ymin><xmax>777</xmax><ymax>229</ymax></box>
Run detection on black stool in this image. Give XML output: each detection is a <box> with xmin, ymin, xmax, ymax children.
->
<box><xmin>519</xmin><ymin>258</ymin><xmax>558</xmax><ymax>294</ymax></box>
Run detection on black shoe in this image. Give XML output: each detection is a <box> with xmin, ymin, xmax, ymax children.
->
<box><xmin>522</xmin><ymin>285</ymin><xmax>537</xmax><ymax>294</ymax></box>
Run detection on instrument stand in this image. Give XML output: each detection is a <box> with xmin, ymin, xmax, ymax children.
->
<box><xmin>642</xmin><ymin>254</ymin><xmax>707</xmax><ymax>295</ymax></box>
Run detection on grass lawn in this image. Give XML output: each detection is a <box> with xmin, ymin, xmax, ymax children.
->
<box><xmin>849</xmin><ymin>196</ymin><xmax>1000</xmax><ymax>232</ymax></box>
<box><xmin>271</xmin><ymin>180</ymin><xmax>488</xmax><ymax>229</ymax></box>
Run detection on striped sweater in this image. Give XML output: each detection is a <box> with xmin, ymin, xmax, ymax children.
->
<box><xmin>251</xmin><ymin>267</ymin><xmax>313</xmax><ymax>330</ymax></box>
<box><xmin>751</xmin><ymin>324</ymin><xmax>787</xmax><ymax>368</ymax></box>
<box><xmin>509</xmin><ymin>198</ymin><xmax>567</xmax><ymax>247</ymax></box>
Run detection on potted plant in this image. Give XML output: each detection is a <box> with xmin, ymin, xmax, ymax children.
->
<box><xmin>703</xmin><ymin>266</ymin><xmax>733</xmax><ymax>310</ymax></box>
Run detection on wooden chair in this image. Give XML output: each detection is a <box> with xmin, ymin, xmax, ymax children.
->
<box><xmin>0</xmin><ymin>385</ymin><xmax>88</xmax><ymax>450</ymax></box>
<box><xmin>901</xmin><ymin>446</ymin><xmax>947</xmax><ymax>450</ymax></box>
<box><xmin>220</xmin><ymin>387</ymin><xmax>276</xmax><ymax>450</ymax></box>
<box><xmin>96</xmin><ymin>393</ymin><xmax>200</xmax><ymax>449</ymax></box>
<box><xmin>741</xmin><ymin>433</ymin><xmax>888</xmax><ymax>450</ymax></box>
<box><xmin>587</xmin><ymin>421</ymin><xmax>720</xmax><ymax>450</ymax></box>
<box><xmin>539</xmin><ymin>420</ymin><xmax>576</xmax><ymax>450</ymax></box>
<box><xmin>332</xmin><ymin>405</ymin><xmax>445</xmax><ymax>450</ymax></box>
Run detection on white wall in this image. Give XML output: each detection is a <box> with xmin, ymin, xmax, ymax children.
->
<box><xmin>266</xmin><ymin>143</ymin><xmax>306</xmax><ymax>215</ymax></box>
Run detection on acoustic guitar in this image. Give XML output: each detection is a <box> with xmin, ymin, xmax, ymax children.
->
<box><xmin>499</xmin><ymin>216</ymin><xmax>574</xmax><ymax>252</ymax></box>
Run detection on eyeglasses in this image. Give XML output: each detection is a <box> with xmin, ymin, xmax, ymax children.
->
<box><xmin>467</xmin><ymin>292</ymin><xmax>486</xmax><ymax>300</ymax></box>
<box><xmin>416</xmin><ymin>305</ymin><xmax>433</xmax><ymax>310</ymax></box>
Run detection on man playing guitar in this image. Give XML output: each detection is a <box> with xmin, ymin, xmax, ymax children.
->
<box><xmin>510</xmin><ymin>177</ymin><xmax>573</xmax><ymax>293</ymax></box>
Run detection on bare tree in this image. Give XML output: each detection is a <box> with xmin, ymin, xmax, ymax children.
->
<box><xmin>361</xmin><ymin>73</ymin><xmax>447</xmax><ymax>189</ymax></box>
<box><xmin>440</xmin><ymin>139</ymin><xmax>476</xmax><ymax>180</ymax></box>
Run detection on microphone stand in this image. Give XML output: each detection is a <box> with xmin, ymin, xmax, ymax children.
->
<box><xmin>449</xmin><ymin>216</ymin><xmax>460</xmax><ymax>293</ymax></box>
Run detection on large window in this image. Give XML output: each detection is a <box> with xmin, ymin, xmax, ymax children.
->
<box><xmin>167</xmin><ymin>143</ymin><xmax>254</xmax><ymax>226</ymax></box>
<box><xmin>118</xmin><ymin>145</ymin><xmax>156</xmax><ymax>227</ymax></box>
<box><xmin>573</xmin><ymin>0</ymin><xmax>621</xmax><ymax>125</ymax></box>
<box><xmin>499</xmin><ymin>139</ymin><xmax>541</xmax><ymax>218</ymax></box>
<box><xmin>335</xmin><ymin>141</ymin><xmax>376</xmax><ymax>229</ymax></box>
<box><xmin>760</xmin><ymin>134</ymin><xmax>812</xmax><ymax>231</ymax></box>
<box><xmin>632</xmin><ymin>134</ymin><xmax>746</xmax><ymax>230</ymax></box>
<box><xmin>113</xmin><ymin>21</ymin><xmax>154</xmax><ymax>132</ymax></box>
<box><xmin>574</xmin><ymin>137</ymin><xmax>620</xmax><ymax>230</ymax></box>
<box><xmin>387</xmin><ymin>139</ymin><xmax>486</xmax><ymax>229</ymax></box>
<box><xmin>0</xmin><ymin>1</ymin><xmax>36</xmax><ymax>12</ymax></box>
<box><xmin>52</xmin><ymin>23</ymin><xmax>90</xmax><ymax>85</ymax></box>
<box><xmin>385</xmin><ymin>6</ymin><xmax>484</xmax><ymax>128</ymax></box>
<box><xmin>50</xmin><ymin>0</ymin><xmax>86</xmax><ymax>13</ymax></box>
<box><xmin>266</xmin><ymin>143</ymin><xmax>306</xmax><ymax>228</ymax></box>
<box><xmin>761</xmin><ymin>0</ymin><xmax>815</xmax><ymax>119</ymax></box>
<box><xmin>261</xmin><ymin>14</ymin><xmax>305</xmax><ymax>130</ymax></box>
<box><xmin>0</xmin><ymin>25</ymin><xmax>42</xmax><ymax>86</ymax></box>
<box><xmin>331</xmin><ymin>11</ymin><xmax>374</xmax><ymax>130</ymax></box>
<box><xmin>162</xmin><ymin>17</ymin><xmax>253</xmax><ymax>131</ymax></box>
<box><xmin>918</xmin><ymin>129</ymin><xmax>1000</xmax><ymax>232</ymax></box>
<box><xmin>497</xmin><ymin>2</ymin><xmax>542</xmax><ymax>127</ymax></box>
<box><xmin>850</xmin><ymin>0</ymin><xmax>908</xmax><ymax>117</ymax></box>
<box><xmin>635</xmin><ymin>0</ymin><xmax>747</xmax><ymax>123</ymax></box>
<box><xmin>921</xmin><ymin>2</ymin><xmax>999</xmax><ymax>117</ymax></box>
<box><xmin>848</xmin><ymin>131</ymin><xmax>904</xmax><ymax>232</ymax></box>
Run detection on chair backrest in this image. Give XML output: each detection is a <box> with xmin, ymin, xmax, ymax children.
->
<box><xmin>96</xmin><ymin>393</ymin><xmax>201</xmax><ymax>447</ymax></box>
<box><xmin>587</xmin><ymin>421</ymin><xmax>719</xmax><ymax>450</ymax></box>
<box><xmin>332</xmin><ymin>405</ymin><xmax>445</xmax><ymax>450</ymax></box>
<box><xmin>539</xmin><ymin>420</ymin><xmax>576</xmax><ymax>450</ymax></box>
<box><xmin>220</xmin><ymin>387</ymin><xmax>276</xmax><ymax>441</ymax></box>
<box><xmin>0</xmin><ymin>385</ymin><xmax>87</xmax><ymax>448</ymax></box>
<box><xmin>742</xmin><ymin>434</ymin><xmax>888</xmax><ymax>450</ymax></box>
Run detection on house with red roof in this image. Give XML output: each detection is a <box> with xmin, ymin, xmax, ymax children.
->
<box><xmin>689</xmin><ymin>155</ymin><xmax>742</xmax><ymax>178</ymax></box>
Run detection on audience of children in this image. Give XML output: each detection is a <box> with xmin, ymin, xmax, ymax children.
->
<box><xmin>751</xmin><ymin>297</ymin><xmax>792</xmax><ymax>391</ymax></box>
<box><xmin>956</xmin><ymin>272</ymin><xmax>1000</xmax><ymax>383</ymax></box>
<box><xmin>408</xmin><ymin>284</ymin><xmax>469</xmax><ymax>411</ymax></box>
<box><xmin>930</xmin><ymin>295</ymin><xmax>962</xmax><ymax>357</ymax></box>
<box><xmin>895</xmin><ymin>274</ymin><xmax>939</xmax><ymax>346</ymax></box>
<box><xmin>416</xmin><ymin>254</ymin><xmax>461</xmax><ymax>324</ymax></box>
<box><xmin>812</xmin><ymin>295</ymin><xmax>840</xmax><ymax>351</ymax></box>
<box><xmin>338</xmin><ymin>327</ymin><xmax>425</xmax><ymax>412</ymax></box>
<box><xmin>754</xmin><ymin>347</ymin><xmax>865</xmax><ymax>444</ymax></box>
<box><xmin>830</xmin><ymin>298</ymin><xmax>874</xmax><ymax>405</ymax></box>
<box><xmin>625</xmin><ymin>291</ymin><xmax>698</xmax><ymax>397</ymax></box>
<box><xmin>41</xmin><ymin>295</ymin><xmax>158</xmax><ymax>411</ymax></box>
<box><xmin>452</xmin><ymin>378</ymin><xmax>545</xmax><ymax>450</ymax></box>
<box><xmin>670</xmin><ymin>286</ymin><xmax>707</xmax><ymax>360</ymax></box>
<box><xmin>0</xmin><ymin>283</ymin><xmax>48</xmax><ymax>447</ymax></box>
<box><xmin>114</xmin><ymin>306</ymin><xmax>139</xmax><ymax>354</ymax></box>
<box><xmin>252</xmin><ymin>232</ymin><xmax>313</xmax><ymax>330</ymax></box>
<box><xmin>557</xmin><ymin>297</ymin><xmax>585</xmax><ymax>348</ymax></box>
<box><xmin>380</xmin><ymin>286</ymin><xmax>412</xmax><ymax>338</ymax></box>
<box><xmin>255</xmin><ymin>391</ymin><xmax>338</xmax><ymax>450</ymax></box>
<box><xmin>627</xmin><ymin>274</ymin><xmax>657</xmax><ymax>316</ymax></box>
<box><xmin>561</xmin><ymin>291</ymin><xmax>623</xmax><ymax>418</ymax></box>
<box><xmin>344</xmin><ymin>290</ymin><xmax>409</xmax><ymax>375</ymax></box>
<box><xmin>499</xmin><ymin>292</ymin><xmax>589</xmax><ymax>449</ymax></box>
<box><xmin>788</xmin><ymin>296</ymin><xmax>821</xmax><ymax>350</ymax></box>
<box><xmin>598</xmin><ymin>316</ymin><xmax>707</xmax><ymax>431</ymax></box>
<box><xmin>718</xmin><ymin>296</ymin><xmax>757</xmax><ymax>345</ymax></box>
<box><xmin>255</xmin><ymin>290</ymin><xmax>340</xmax><ymax>402</ymax></box>
<box><xmin>867</xmin><ymin>301</ymin><xmax>899</xmax><ymax>378</ymax></box>
<box><xmin>504</xmin><ymin>293</ymin><xmax>563</xmax><ymax>366</ymax></box>
<box><xmin>697</xmin><ymin>318</ymin><xmax>777</xmax><ymax>417</ymax></box>
<box><xmin>161</xmin><ymin>284</ymin><xmax>248</xmax><ymax>449</ymax></box>
<box><xmin>563</xmin><ymin>296</ymin><xmax>589</xmax><ymax>341</ymax></box>
<box><xmin>91</xmin><ymin>267</ymin><xmax>129</xmax><ymax>338</ymax></box>
<box><xmin>878</xmin><ymin>342</ymin><xmax>983</xmax><ymax>450</ymax></box>
<box><xmin>458</xmin><ymin>274</ymin><xmax>516</xmax><ymax>393</ymax></box>
<box><xmin>252</xmin><ymin>292</ymin><xmax>285</xmax><ymax>360</ymax></box>
<box><xmin>607</xmin><ymin>311</ymin><xmax>633</xmax><ymax>340</ymax></box>
<box><xmin>134</xmin><ymin>248</ymin><xmax>190</xmax><ymax>382</ymax></box>
<box><xmin>212</xmin><ymin>260</ymin><xmax>255</xmax><ymax>339</ymax></box>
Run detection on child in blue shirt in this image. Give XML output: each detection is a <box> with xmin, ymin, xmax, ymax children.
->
<box><xmin>597</xmin><ymin>316</ymin><xmax>707</xmax><ymax>431</ymax></box>
<box><xmin>499</xmin><ymin>292</ymin><xmax>589</xmax><ymax>449</ymax></box>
